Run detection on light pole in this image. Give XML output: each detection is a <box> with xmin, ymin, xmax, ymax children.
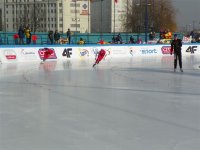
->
<box><xmin>100</xmin><ymin>0</ymin><xmax>103</xmax><ymax>40</ymax></box>
<box><xmin>34</xmin><ymin>0</ymin><xmax>36</xmax><ymax>34</ymax></box>
<box><xmin>75</xmin><ymin>0</ymin><xmax>77</xmax><ymax>33</ymax></box>
<box><xmin>136</xmin><ymin>0</ymin><xmax>151</xmax><ymax>43</ymax></box>
<box><xmin>126</xmin><ymin>0</ymin><xmax>128</xmax><ymax>43</ymax></box>
<box><xmin>87</xmin><ymin>0</ymin><xmax>90</xmax><ymax>43</ymax></box>
<box><xmin>16</xmin><ymin>0</ymin><xmax>18</xmax><ymax>31</ymax></box>
<box><xmin>4</xmin><ymin>0</ymin><xmax>6</xmax><ymax>44</ymax></box>
<box><xmin>48</xmin><ymin>0</ymin><xmax>50</xmax><ymax>31</ymax></box>
<box><xmin>144</xmin><ymin>0</ymin><xmax>148</xmax><ymax>43</ymax></box>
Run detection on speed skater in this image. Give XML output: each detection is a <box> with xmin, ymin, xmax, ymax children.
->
<box><xmin>41</xmin><ymin>48</ymin><xmax>54</xmax><ymax>63</ymax></box>
<box><xmin>93</xmin><ymin>49</ymin><xmax>106</xmax><ymax>67</ymax></box>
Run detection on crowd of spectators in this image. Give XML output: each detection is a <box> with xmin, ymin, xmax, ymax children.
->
<box><xmin>7</xmin><ymin>26</ymin><xmax>200</xmax><ymax>45</ymax></box>
<box><xmin>12</xmin><ymin>25</ymin><xmax>73</xmax><ymax>45</ymax></box>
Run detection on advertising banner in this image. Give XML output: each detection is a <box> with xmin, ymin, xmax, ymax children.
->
<box><xmin>1</xmin><ymin>44</ymin><xmax>200</xmax><ymax>63</ymax></box>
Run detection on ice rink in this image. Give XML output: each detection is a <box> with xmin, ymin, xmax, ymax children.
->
<box><xmin>0</xmin><ymin>55</ymin><xmax>200</xmax><ymax>150</ymax></box>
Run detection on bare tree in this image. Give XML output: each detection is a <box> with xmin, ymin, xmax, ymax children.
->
<box><xmin>123</xmin><ymin>0</ymin><xmax>177</xmax><ymax>33</ymax></box>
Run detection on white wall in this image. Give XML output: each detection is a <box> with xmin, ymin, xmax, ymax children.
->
<box><xmin>1</xmin><ymin>44</ymin><xmax>200</xmax><ymax>63</ymax></box>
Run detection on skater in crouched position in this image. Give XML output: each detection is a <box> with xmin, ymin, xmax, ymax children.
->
<box><xmin>170</xmin><ymin>34</ymin><xmax>183</xmax><ymax>72</ymax></box>
<box><xmin>41</xmin><ymin>48</ymin><xmax>54</xmax><ymax>63</ymax></box>
<box><xmin>93</xmin><ymin>49</ymin><xmax>106</xmax><ymax>67</ymax></box>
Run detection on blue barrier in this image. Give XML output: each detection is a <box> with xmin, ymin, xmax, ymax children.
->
<box><xmin>0</xmin><ymin>31</ymin><xmax>183</xmax><ymax>45</ymax></box>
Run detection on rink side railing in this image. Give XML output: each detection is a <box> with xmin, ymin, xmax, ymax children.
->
<box><xmin>0</xmin><ymin>43</ymin><xmax>200</xmax><ymax>63</ymax></box>
<box><xmin>0</xmin><ymin>32</ymin><xmax>183</xmax><ymax>45</ymax></box>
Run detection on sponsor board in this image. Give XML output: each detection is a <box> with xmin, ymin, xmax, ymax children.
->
<box><xmin>78</xmin><ymin>48</ymin><xmax>89</xmax><ymax>57</ymax></box>
<box><xmin>161</xmin><ymin>46</ymin><xmax>171</xmax><ymax>54</ymax></box>
<box><xmin>20</xmin><ymin>48</ymin><xmax>37</xmax><ymax>60</ymax></box>
<box><xmin>140</xmin><ymin>49</ymin><xmax>157</xmax><ymax>55</ymax></box>
<box><xmin>4</xmin><ymin>49</ymin><xmax>17</xmax><ymax>61</ymax></box>
<box><xmin>129</xmin><ymin>47</ymin><xmax>139</xmax><ymax>56</ymax></box>
<box><xmin>186</xmin><ymin>46</ymin><xmax>198</xmax><ymax>53</ymax></box>
<box><xmin>62</xmin><ymin>48</ymin><xmax>72</xmax><ymax>58</ymax></box>
<box><xmin>38</xmin><ymin>48</ymin><xmax>57</xmax><ymax>60</ymax></box>
<box><xmin>1</xmin><ymin>44</ymin><xmax>200</xmax><ymax>63</ymax></box>
<box><xmin>111</xmin><ymin>47</ymin><xmax>128</xmax><ymax>56</ymax></box>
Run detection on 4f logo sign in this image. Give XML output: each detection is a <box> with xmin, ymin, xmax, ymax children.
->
<box><xmin>186</xmin><ymin>46</ymin><xmax>197</xmax><ymax>53</ymax></box>
<box><xmin>62</xmin><ymin>48</ymin><xmax>72</xmax><ymax>58</ymax></box>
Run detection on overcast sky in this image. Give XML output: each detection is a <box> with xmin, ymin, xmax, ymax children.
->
<box><xmin>172</xmin><ymin>0</ymin><xmax>200</xmax><ymax>30</ymax></box>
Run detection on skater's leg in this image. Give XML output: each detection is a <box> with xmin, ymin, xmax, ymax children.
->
<box><xmin>174</xmin><ymin>53</ymin><xmax>177</xmax><ymax>72</ymax></box>
<box><xmin>93</xmin><ymin>63</ymin><xmax>96</xmax><ymax>67</ymax></box>
<box><xmin>178</xmin><ymin>52</ymin><xmax>183</xmax><ymax>71</ymax></box>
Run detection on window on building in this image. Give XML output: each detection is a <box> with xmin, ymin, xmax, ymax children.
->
<box><xmin>71</xmin><ymin>24</ymin><xmax>80</xmax><ymax>28</ymax></box>
<box><xmin>70</xmin><ymin>10</ymin><xmax>80</xmax><ymax>13</ymax></box>
<box><xmin>70</xmin><ymin>3</ymin><xmax>80</xmax><ymax>7</ymax></box>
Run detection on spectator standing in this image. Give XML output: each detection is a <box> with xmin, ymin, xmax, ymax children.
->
<box><xmin>24</xmin><ymin>25</ymin><xmax>31</xmax><ymax>44</ymax></box>
<box><xmin>136</xmin><ymin>37</ymin><xmax>142</xmax><ymax>44</ymax></box>
<box><xmin>48</xmin><ymin>30</ymin><xmax>54</xmax><ymax>44</ymax></box>
<box><xmin>32</xmin><ymin>34</ymin><xmax>38</xmax><ymax>44</ymax></box>
<box><xmin>116</xmin><ymin>33</ymin><xmax>122</xmax><ymax>44</ymax></box>
<box><xmin>149</xmin><ymin>32</ymin><xmax>154</xmax><ymax>40</ymax></box>
<box><xmin>129</xmin><ymin>35</ymin><xmax>135</xmax><ymax>44</ymax></box>
<box><xmin>54</xmin><ymin>30</ymin><xmax>60</xmax><ymax>44</ymax></box>
<box><xmin>18</xmin><ymin>25</ymin><xmax>25</xmax><ymax>44</ymax></box>
<box><xmin>13</xmin><ymin>33</ymin><xmax>19</xmax><ymax>45</ymax></box>
<box><xmin>67</xmin><ymin>28</ymin><xmax>71</xmax><ymax>44</ymax></box>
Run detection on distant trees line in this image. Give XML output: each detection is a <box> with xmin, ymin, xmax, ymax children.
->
<box><xmin>123</xmin><ymin>0</ymin><xmax>177</xmax><ymax>33</ymax></box>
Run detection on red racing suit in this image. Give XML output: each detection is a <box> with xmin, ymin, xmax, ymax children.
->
<box><xmin>95</xmin><ymin>49</ymin><xmax>106</xmax><ymax>64</ymax></box>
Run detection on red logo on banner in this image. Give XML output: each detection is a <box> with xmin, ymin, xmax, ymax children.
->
<box><xmin>38</xmin><ymin>48</ymin><xmax>57</xmax><ymax>60</ymax></box>
<box><xmin>161</xmin><ymin>46</ymin><xmax>171</xmax><ymax>54</ymax></box>
<box><xmin>6</xmin><ymin>55</ymin><xmax>16</xmax><ymax>59</ymax></box>
<box><xmin>4</xmin><ymin>50</ymin><xmax>17</xmax><ymax>60</ymax></box>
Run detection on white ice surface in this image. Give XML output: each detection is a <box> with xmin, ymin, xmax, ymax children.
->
<box><xmin>0</xmin><ymin>55</ymin><xmax>200</xmax><ymax>150</ymax></box>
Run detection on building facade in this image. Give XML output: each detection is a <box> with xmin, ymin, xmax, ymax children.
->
<box><xmin>0</xmin><ymin>0</ymin><xmax>91</xmax><ymax>33</ymax></box>
<box><xmin>91</xmin><ymin>0</ymin><xmax>127</xmax><ymax>33</ymax></box>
